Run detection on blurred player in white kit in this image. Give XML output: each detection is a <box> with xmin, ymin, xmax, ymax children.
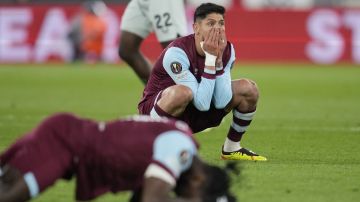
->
<box><xmin>119</xmin><ymin>0</ymin><xmax>188</xmax><ymax>84</ymax></box>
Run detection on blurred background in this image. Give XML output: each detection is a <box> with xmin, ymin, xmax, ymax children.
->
<box><xmin>1</xmin><ymin>0</ymin><xmax>360</xmax><ymax>64</ymax></box>
<box><xmin>0</xmin><ymin>0</ymin><xmax>360</xmax><ymax>202</ymax></box>
<box><xmin>1</xmin><ymin>1</ymin><xmax>360</xmax><ymax>202</ymax></box>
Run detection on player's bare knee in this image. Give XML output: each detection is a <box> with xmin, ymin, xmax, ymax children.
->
<box><xmin>232</xmin><ymin>79</ymin><xmax>259</xmax><ymax>103</ymax></box>
<box><xmin>178</xmin><ymin>85</ymin><xmax>194</xmax><ymax>103</ymax></box>
<box><xmin>246</xmin><ymin>79</ymin><xmax>259</xmax><ymax>102</ymax></box>
<box><xmin>170</xmin><ymin>85</ymin><xmax>193</xmax><ymax>103</ymax></box>
<box><xmin>163</xmin><ymin>85</ymin><xmax>193</xmax><ymax>106</ymax></box>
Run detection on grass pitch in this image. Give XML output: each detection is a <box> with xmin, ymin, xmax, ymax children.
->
<box><xmin>0</xmin><ymin>63</ymin><xmax>359</xmax><ymax>202</ymax></box>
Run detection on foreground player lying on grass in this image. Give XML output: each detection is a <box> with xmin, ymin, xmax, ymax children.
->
<box><xmin>138</xmin><ymin>3</ymin><xmax>266</xmax><ymax>161</ymax></box>
<box><xmin>0</xmin><ymin>113</ymin><xmax>236</xmax><ymax>202</ymax></box>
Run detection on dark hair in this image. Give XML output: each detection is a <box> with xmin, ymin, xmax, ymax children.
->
<box><xmin>193</xmin><ymin>3</ymin><xmax>226</xmax><ymax>23</ymax></box>
<box><xmin>175</xmin><ymin>163</ymin><xmax>237</xmax><ymax>202</ymax></box>
<box><xmin>201</xmin><ymin>164</ymin><xmax>237</xmax><ymax>202</ymax></box>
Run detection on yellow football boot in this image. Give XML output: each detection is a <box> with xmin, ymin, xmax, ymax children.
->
<box><xmin>221</xmin><ymin>147</ymin><xmax>267</xmax><ymax>161</ymax></box>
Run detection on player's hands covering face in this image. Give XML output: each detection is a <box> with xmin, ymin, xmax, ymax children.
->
<box><xmin>217</xmin><ymin>28</ymin><xmax>227</xmax><ymax>60</ymax></box>
<box><xmin>202</xmin><ymin>28</ymin><xmax>221</xmax><ymax>57</ymax></box>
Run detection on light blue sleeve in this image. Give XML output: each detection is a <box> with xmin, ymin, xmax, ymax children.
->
<box><xmin>152</xmin><ymin>130</ymin><xmax>197</xmax><ymax>178</ymax></box>
<box><xmin>163</xmin><ymin>47</ymin><xmax>215</xmax><ymax>111</ymax></box>
<box><xmin>213</xmin><ymin>44</ymin><xmax>236</xmax><ymax>109</ymax></box>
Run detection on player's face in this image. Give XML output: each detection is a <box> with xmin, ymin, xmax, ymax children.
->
<box><xmin>194</xmin><ymin>13</ymin><xmax>225</xmax><ymax>41</ymax></box>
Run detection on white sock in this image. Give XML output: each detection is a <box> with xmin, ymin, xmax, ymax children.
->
<box><xmin>223</xmin><ymin>137</ymin><xmax>241</xmax><ymax>152</ymax></box>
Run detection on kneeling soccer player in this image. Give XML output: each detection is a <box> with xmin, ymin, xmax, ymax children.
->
<box><xmin>0</xmin><ymin>113</ymin><xmax>236</xmax><ymax>202</ymax></box>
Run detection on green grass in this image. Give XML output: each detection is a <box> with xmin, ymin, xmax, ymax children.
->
<box><xmin>0</xmin><ymin>63</ymin><xmax>360</xmax><ymax>202</ymax></box>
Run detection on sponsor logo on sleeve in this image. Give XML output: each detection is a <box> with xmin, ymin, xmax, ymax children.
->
<box><xmin>170</xmin><ymin>62</ymin><xmax>182</xmax><ymax>74</ymax></box>
<box><xmin>180</xmin><ymin>150</ymin><xmax>190</xmax><ymax>165</ymax></box>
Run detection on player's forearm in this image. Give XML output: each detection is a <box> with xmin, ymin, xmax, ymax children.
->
<box><xmin>193</xmin><ymin>76</ymin><xmax>215</xmax><ymax>111</ymax></box>
<box><xmin>191</xmin><ymin>47</ymin><xmax>218</xmax><ymax>111</ymax></box>
<box><xmin>213</xmin><ymin>70</ymin><xmax>232</xmax><ymax>109</ymax></box>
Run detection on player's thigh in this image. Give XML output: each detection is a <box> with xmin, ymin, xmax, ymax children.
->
<box><xmin>119</xmin><ymin>31</ymin><xmax>144</xmax><ymax>53</ymax></box>
<box><xmin>120</xmin><ymin>0</ymin><xmax>152</xmax><ymax>39</ymax></box>
<box><xmin>149</xmin><ymin>0</ymin><xmax>188</xmax><ymax>42</ymax></box>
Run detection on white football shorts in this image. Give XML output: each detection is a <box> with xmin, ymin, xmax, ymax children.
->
<box><xmin>120</xmin><ymin>0</ymin><xmax>188</xmax><ymax>42</ymax></box>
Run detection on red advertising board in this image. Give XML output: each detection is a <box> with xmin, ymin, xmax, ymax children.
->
<box><xmin>0</xmin><ymin>4</ymin><xmax>359</xmax><ymax>64</ymax></box>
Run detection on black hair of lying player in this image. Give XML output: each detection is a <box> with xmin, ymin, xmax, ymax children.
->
<box><xmin>130</xmin><ymin>162</ymin><xmax>239</xmax><ymax>202</ymax></box>
<box><xmin>175</xmin><ymin>162</ymin><xmax>239</xmax><ymax>202</ymax></box>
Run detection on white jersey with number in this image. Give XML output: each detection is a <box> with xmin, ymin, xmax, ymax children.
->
<box><xmin>120</xmin><ymin>0</ymin><xmax>188</xmax><ymax>42</ymax></box>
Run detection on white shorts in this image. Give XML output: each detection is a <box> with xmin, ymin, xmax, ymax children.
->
<box><xmin>120</xmin><ymin>0</ymin><xmax>188</xmax><ymax>42</ymax></box>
